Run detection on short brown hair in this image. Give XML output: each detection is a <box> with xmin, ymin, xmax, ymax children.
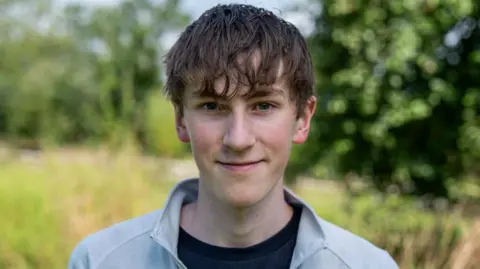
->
<box><xmin>163</xmin><ymin>4</ymin><xmax>315</xmax><ymax>117</ymax></box>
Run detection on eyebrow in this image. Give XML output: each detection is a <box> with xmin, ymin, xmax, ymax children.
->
<box><xmin>191</xmin><ymin>86</ymin><xmax>286</xmax><ymax>100</ymax></box>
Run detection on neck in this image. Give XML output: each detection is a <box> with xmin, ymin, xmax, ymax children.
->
<box><xmin>180</xmin><ymin>181</ymin><xmax>293</xmax><ymax>248</ymax></box>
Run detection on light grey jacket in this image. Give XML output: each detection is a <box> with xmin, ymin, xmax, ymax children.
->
<box><xmin>68</xmin><ymin>178</ymin><xmax>398</xmax><ymax>269</ymax></box>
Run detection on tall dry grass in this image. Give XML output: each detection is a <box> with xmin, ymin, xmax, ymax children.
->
<box><xmin>450</xmin><ymin>218</ymin><xmax>480</xmax><ymax>269</ymax></box>
<box><xmin>0</xmin><ymin>146</ymin><xmax>176</xmax><ymax>268</ymax></box>
<box><xmin>0</xmin><ymin>146</ymin><xmax>478</xmax><ymax>269</ymax></box>
<box><xmin>385</xmin><ymin>215</ymin><xmax>474</xmax><ymax>269</ymax></box>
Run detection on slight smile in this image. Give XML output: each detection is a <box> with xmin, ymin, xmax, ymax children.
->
<box><xmin>216</xmin><ymin>160</ymin><xmax>264</xmax><ymax>173</ymax></box>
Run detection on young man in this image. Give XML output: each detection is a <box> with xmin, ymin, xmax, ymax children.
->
<box><xmin>69</xmin><ymin>4</ymin><xmax>398</xmax><ymax>269</ymax></box>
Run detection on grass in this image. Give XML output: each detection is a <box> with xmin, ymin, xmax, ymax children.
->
<box><xmin>0</xmin><ymin>145</ymin><xmax>478</xmax><ymax>269</ymax></box>
<box><xmin>0</xmin><ymin>146</ymin><xmax>175</xmax><ymax>268</ymax></box>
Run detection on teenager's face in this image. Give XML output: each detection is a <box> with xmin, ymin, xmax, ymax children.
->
<box><xmin>174</xmin><ymin>62</ymin><xmax>316</xmax><ymax>208</ymax></box>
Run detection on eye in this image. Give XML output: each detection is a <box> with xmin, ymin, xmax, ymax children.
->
<box><xmin>255</xmin><ymin>102</ymin><xmax>273</xmax><ymax>111</ymax></box>
<box><xmin>203</xmin><ymin>102</ymin><xmax>218</xmax><ymax>110</ymax></box>
<box><xmin>200</xmin><ymin>102</ymin><xmax>225</xmax><ymax>111</ymax></box>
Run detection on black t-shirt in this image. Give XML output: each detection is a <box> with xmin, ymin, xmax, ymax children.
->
<box><xmin>177</xmin><ymin>205</ymin><xmax>302</xmax><ymax>269</ymax></box>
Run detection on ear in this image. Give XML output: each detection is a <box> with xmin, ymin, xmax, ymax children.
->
<box><xmin>174</xmin><ymin>104</ymin><xmax>190</xmax><ymax>143</ymax></box>
<box><xmin>292</xmin><ymin>96</ymin><xmax>316</xmax><ymax>144</ymax></box>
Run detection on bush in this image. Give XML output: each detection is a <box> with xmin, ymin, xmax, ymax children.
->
<box><xmin>289</xmin><ymin>0</ymin><xmax>480</xmax><ymax>200</ymax></box>
<box><xmin>142</xmin><ymin>92</ymin><xmax>189</xmax><ymax>158</ymax></box>
<box><xmin>303</xmin><ymin>188</ymin><xmax>473</xmax><ymax>269</ymax></box>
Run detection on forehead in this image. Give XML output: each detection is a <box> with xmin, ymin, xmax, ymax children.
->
<box><xmin>184</xmin><ymin>51</ymin><xmax>289</xmax><ymax>100</ymax></box>
<box><xmin>191</xmin><ymin>76</ymin><xmax>288</xmax><ymax>99</ymax></box>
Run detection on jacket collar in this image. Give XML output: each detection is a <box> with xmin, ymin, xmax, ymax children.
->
<box><xmin>150</xmin><ymin>178</ymin><xmax>327</xmax><ymax>267</ymax></box>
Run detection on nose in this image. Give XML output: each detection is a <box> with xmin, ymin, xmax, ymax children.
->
<box><xmin>222</xmin><ymin>113</ymin><xmax>255</xmax><ymax>152</ymax></box>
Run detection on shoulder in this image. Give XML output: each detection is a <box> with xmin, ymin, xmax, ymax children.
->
<box><xmin>68</xmin><ymin>209</ymin><xmax>162</xmax><ymax>269</ymax></box>
<box><xmin>317</xmin><ymin>217</ymin><xmax>398</xmax><ymax>269</ymax></box>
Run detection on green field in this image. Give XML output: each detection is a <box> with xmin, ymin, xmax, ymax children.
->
<box><xmin>0</xmin><ymin>146</ymin><xmax>477</xmax><ymax>269</ymax></box>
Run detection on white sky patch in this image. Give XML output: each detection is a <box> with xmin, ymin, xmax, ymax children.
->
<box><xmin>56</xmin><ymin>0</ymin><xmax>315</xmax><ymax>35</ymax></box>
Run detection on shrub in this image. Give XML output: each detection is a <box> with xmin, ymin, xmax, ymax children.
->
<box><xmin>142</xmin><ymin>92</ymin><xmax>189</xmax><ymax>158</ymax></box>
<box><xmin>303</xmin><ymin>188</ymin><xmax>473</xmax><ymax>269</ymax></box>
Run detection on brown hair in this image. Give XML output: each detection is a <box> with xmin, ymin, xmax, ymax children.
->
<box><xmin>163</xmin><ymin>4</ymin><xmax>315</xmax><ymax>117</ymax></box>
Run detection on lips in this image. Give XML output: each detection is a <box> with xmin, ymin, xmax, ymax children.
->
<box><xmin>217</xmin><ymin>161</ymin><xmax>262</xmax><ymax>166</ymax></box>
<box><xmin>216</xmin><ymin>160</ymin><xmax>263</xmax><ymax>173</ymax></box>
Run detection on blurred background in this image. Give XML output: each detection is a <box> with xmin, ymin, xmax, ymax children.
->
<box><xmin>0</xmin><ymin>0</ymin><xmax>479</xmax><ymax>268</ymax></box>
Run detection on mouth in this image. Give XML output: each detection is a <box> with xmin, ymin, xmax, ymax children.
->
<box><xmin>216</xmin><ymin>160</ymin><xmax>264</xmax><ymax>173</ymax></box>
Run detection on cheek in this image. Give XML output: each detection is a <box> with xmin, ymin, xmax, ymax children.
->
<box><xmin>257</xmin><ymin>117</ymin><xmax>295</xmax><ymax>158</ymax></box>
<box><xmin>187</xmin><ymin>121</ymin><xmax>219</xmax><ymax>155</ymax></box>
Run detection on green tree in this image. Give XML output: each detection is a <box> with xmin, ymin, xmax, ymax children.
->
<box><xmin>0</xmin><ymin>0</ymin><xmax>189</xmax><ymax>149</ymax></box>
<box><xmin>0</xmin><ymin>0</ymin><xmax>89</xmax><ymax>144</ymax></box>
<box><xmin>63</xmin><ymin>0</ymin><xmax>189</xmax><ymax>144</ymax></box>
<box><xmin>287</xmin><ymin>1</ymin><xmax>480</xmax><ymax>201</ymax></box>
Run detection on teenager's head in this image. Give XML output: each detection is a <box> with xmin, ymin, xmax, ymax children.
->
<box><xmin>164</xmin><ymin>4</ymin><xmax>316</xmax><ymax>207</ymax></box>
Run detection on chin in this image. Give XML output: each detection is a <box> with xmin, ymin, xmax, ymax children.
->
<box><xmin>226</xmin><ymin>197</ymin><xmax>262</xmax><ymax>209</ymax></box>
<box><xmin>222</xmin><ymin>184</ymin><xmax>270</xmax><ymax>209</ymax></box>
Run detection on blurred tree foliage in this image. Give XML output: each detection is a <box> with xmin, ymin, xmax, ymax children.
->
<box><xmin>1</xmin><ymin>0</ymin><xmax>479</xmax><ymax>201</ymax></box>
<box><xmin>287</xmin><ymin>0</ymin><xmax>480</xmax><ymax>201</ymax></box>
<box><xmin>0</xmin><ymin>0</ymin><xmax>189</xmax><ymax>153</ymax></box>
